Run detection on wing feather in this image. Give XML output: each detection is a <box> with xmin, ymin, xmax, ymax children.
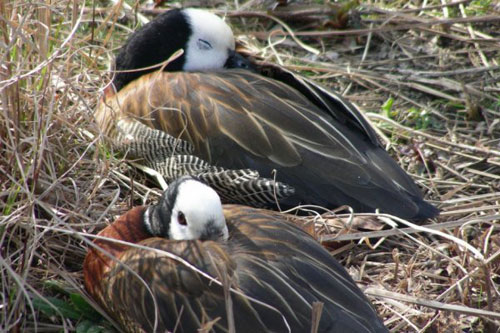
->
<box><xmin>96</xmin><ymin>70</ymin><xmax>358</xmax><ymax>166</ymax></box>
<box><xmin>95</xmin><ymin>68</ymin><xmax>438</xmax><ymax>218</ymax></box>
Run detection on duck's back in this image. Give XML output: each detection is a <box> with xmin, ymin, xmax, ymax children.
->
<box><xmin>96</xmin><ymin>69</ymin><xmax>437</xmax><ymax>219</ymax></box>
<box><xmin>225</xmin><ymin>205</ymin><xmax>388</xmax><ymax>332</ymax></box>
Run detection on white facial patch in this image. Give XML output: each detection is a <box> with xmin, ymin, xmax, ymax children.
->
<box><xmin>182</xmin><ymin>8</ymin><xmax>235</xmax><ymax>71</ymax></box>
<box><xmin>169</xmin><ymin>179</ymin><xmax>228</xmax><ymax>241</ymax></box>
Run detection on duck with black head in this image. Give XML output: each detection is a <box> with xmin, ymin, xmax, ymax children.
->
<box><xmin>95</xmin><ymin>8</ymin><xmax>439</xmax><ymax>221</ymax></box>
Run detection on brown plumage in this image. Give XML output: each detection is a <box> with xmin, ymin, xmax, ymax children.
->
<box><xmin>98</xmin><ymin>70</ymin><xmax>359</xmax><ymax>167</ymax></box>
<box><xmin>83</xmin><ymin>177</ymin><xmax>388</xmax><ymax>332</ymax></box>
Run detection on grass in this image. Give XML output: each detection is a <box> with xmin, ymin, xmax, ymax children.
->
<box><xmin>1</xmin><ymin>0</ymin><xmax>499</xmax><ymax>332</ymax></box>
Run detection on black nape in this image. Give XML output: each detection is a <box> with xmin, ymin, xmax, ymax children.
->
<box><xmin>113</xmin><ymin>9</ymin><xmax>190</xmax><ymax>92</ymax></box>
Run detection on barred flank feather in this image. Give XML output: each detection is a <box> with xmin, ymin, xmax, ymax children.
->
<box><xmin>112</xmin><ymin>118</ymin><xmax>295</xmax><ymax>207</ymax></box>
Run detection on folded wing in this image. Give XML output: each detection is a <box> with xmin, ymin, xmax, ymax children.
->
<box><xmin>95</xmin><ymin>69</ymin><xmax>438</xmax><ymax>219</ymax></box>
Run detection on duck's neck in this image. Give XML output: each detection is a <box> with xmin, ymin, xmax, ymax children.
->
<box><xmin>83</xmin><ymin>206</ymin><xmax>152</xmax><ymax>299</ymax></box>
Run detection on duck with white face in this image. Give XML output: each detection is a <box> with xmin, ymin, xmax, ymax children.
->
<box><xmin>83</xmin><ymin>176</ymin><xmax>389</xmax><ymax>332</ymax></box>
<box><xmin>144</xmin><ymin>176</ymin><xmax>229</xmax><ymax>241</ymax></box>
<box><xmin>112</xmin><ymin>8</ymin><xmax>252</xmax><ymax>91</ymax></box>
<box><xmin>97</xmin><ymin>7</ymin><xmax>439</xmax><ymax>221</ymax></box>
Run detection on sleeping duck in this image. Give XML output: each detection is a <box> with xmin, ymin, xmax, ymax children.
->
<box><xmin>95</xmin><ymin>8</ymin><xmax>438</xmax><ymax>220</ymax></box>
<box><xmin>83</xmin><ymin>176</ymin><xmax>389</xmax><ymax>332</ymax></box>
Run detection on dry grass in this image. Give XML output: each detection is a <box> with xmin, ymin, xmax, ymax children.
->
<box><xmin>1</xmin><ymin>0</ymin><xmax>499</xmax><ymax>332</ymax></box>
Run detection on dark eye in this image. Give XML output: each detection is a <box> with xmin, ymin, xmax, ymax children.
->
<box><xmin>177</xmin><ymin>211</ymin><xmax>187</xmax><ymax>226</ymax></box>
<box><xmin>197</xmin><ymin>39</ymin><xmax>212</xmax><ymax>50</ymax></box>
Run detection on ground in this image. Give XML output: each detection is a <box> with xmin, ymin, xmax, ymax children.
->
<box><xmin>0</xmin><ymin>0</ymin><xmax>499</xmax><ymax>332</ymax></box>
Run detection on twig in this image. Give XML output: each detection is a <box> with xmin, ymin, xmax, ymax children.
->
<box><xmin>365</xmin><ymin>288</ymin><xmax>500</xmax><ymax>319</ymax></box>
